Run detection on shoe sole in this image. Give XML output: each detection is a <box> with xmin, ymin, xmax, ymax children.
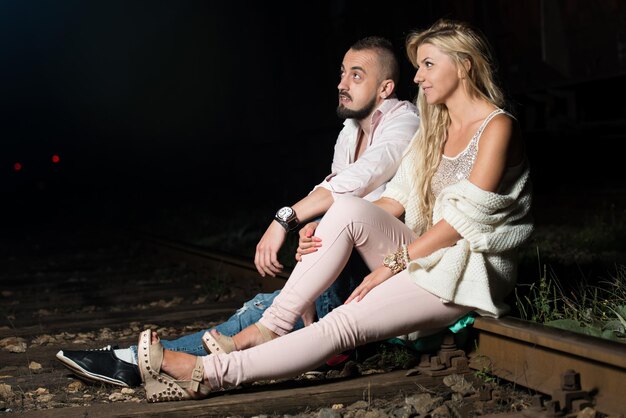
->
<box><xmin>56</xmin><ymin>350</ymin><xmax>130</xmax><ymax>387</ymax></box>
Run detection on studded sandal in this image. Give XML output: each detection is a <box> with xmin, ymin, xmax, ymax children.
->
<box><xmin>202</xmin><ymin>323</ymin><xmax>275</xmax><ymax>355</ymax></box>
<box><xmin>138</xmin><ymin>329</ymin><xmax>212</xmax><ymax>402</ymax></box>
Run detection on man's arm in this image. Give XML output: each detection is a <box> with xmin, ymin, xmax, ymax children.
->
<box><xmin>314</xmin><ymin>111</ymin><xmax>418</xmax><ymax>199</ymax></box>
<box><xmin>255</xmin><ymin>106</ymin><xmax>418</xmax><ymax>277</ymax></box>
<box><xmin>254</xmin><ymin>188</ymin><xmax>333</xmax><ymax>277</ymax></box>
<box><xmin>254</xmin><ymin>124</ymin><xmax>408</xmax><ymax>278</ymax></box>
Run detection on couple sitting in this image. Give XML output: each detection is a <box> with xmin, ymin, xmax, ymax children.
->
<box><xmin>57</xmin><ymin>19</ymin><xmax>533</xmax><ymax>403</ymax></box>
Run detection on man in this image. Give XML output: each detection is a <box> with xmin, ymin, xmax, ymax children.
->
<box><xmin>56</xmin><ymin>36</ymin><xmax>420</xmax><ymax>387</ymax></box>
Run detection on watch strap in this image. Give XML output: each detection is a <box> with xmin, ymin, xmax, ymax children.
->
<box><xmin>274</xmin><ymin>207</ymin><xmax>299</xmax><ymax>232</ymax></box>
<box><xmin>275</xmin><ymin>218</ymin><xmax>291</xmax><ymax>232</ymax></box>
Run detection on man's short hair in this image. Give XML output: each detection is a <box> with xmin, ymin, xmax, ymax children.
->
<box><xmin>350</xmin><ymin>36</ymin><xmax>399</xmax><ymax>85</ymax></box>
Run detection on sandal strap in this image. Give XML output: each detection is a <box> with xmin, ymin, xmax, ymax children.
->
<box><xmin>176</xmin><ymin>358</ymin><xmax>211</xmax><ymax>395</ymax></box>
<box><xmin>254</xmin><ymin>322</ymin><xmax>275</xmax><ymax>343</ymax></box>
<box><xmin>202</xmin><ymin>330</ymin><xmax>236</xmax><ymax>354</ymax></box>
<box><xmin>190</xmin><ymin>358</ymin><xmax>204</xmax><ymax>391</ymax></box>
<box><xmin>139</xmin><ymin>329</ymin><xmax>164</xmax><ymax>373</ymax></box>
<box><xmin>149</xmin><ymin>340</ymin><xmax>164</xmax><ymax>372</ymax></box>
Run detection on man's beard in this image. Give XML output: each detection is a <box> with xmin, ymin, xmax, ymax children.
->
<box><xmin>336</xmin><ymin>95</ymin><xmax>378</xmax><ymax>120</ymax></box>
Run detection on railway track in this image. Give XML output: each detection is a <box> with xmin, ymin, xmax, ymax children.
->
<box><xmin>1</xmin><ymin>230</ymin><xmax>624</xmax><ymax>417</ymax></box>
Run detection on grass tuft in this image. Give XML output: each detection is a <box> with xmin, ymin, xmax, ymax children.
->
<box><xmin>515</xmin><ymin>256</ymin><xmax>626</xmax><ymax>343</ymax></box>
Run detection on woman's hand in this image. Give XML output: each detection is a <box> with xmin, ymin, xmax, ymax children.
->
<box><xmin>295</xmin><ymin>222</ymin><xmax>321</xmax><ymax>262</ymax></box>
<box><xmin>345</xmin><ymin>265</ymin><xmax>395</xmax><ymax>303</ymax></box>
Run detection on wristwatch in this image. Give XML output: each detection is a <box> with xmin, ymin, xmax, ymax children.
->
<box><xmin>274</xmin><ymin>206</ymin><xmax>300</xmax><ymax>232</ymax></box>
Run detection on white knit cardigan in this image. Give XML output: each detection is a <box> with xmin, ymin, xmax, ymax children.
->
<box><xmin>381</xmin><ymin>145</ymin><xmax>534</xmax><ymax>318</ymax></box>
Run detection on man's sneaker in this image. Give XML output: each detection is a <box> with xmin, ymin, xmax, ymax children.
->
<box><xmin>56</xmin><ymin>345</ymin><xmax>141</xmax><ymax>387</ymax></box>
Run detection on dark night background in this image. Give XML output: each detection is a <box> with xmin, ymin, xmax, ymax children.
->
<box><xmin>2</xmin><ymin>0</ymin><xmax>626</xmax><ymax>258</ymax></box>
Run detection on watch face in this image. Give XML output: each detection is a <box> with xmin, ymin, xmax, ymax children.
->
<box><xmin>277</xmin><ymin>207</ymin><xmax>294</xmax><ymax>221</ymax></box>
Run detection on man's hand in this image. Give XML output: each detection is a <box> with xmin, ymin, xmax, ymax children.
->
<box><xmin>254</xmin><ymin>221</ymin><xmax>287</xmax><ymax>277</ymax></box>
<box><xmin>295</xmin><ymin>222</ymin><xmax>321</xmax><ymax>262</ymax></box>
<box><xmin>344</xmin><ymin>265</ymin><xmax>394</xmax><ymax>304</ymax></box>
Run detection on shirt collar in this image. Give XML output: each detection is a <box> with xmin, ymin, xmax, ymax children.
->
<box><xmin>342</xmin><ymin>98</ymin><xmax>401</xmax><ymax>143</ymax></box>
<box><xmin>342</xmin><ymin>98</ymin><xmax>400</xmax><ymax>130</ymax></box>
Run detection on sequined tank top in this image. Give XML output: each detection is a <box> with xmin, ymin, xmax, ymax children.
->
<box><xmin>431</xmin><ymin>109</ymin><xmax>505</xmax><ymax>198</ymax></box>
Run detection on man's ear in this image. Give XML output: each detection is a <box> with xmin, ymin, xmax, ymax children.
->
<box><xmin>380</xmin><ymin>79</ymin><xmax>395</xmax><ymax>99</ymax></box>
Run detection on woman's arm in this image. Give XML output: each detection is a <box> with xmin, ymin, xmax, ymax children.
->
<box><xmin>348</xmin><ymin>115</ymin><xmax>521</xmax><ymax>302</ymax></box>
<box><xmin>406</xmin><ymin>114</ymin><xmax>520</xmax><ymax>259</ymax></box>
<box><xmin>405</xmin><ymin>219</ymin><xmax>460</xmax><ymax>259</ymax></box>
<box><xmin>467</xmin><ymin>114</ymin><xmax>521</xmax><ymax>192</ymax></box>
<box><xmin>373</xmin><ymin>196</ymin><xmax>405</xmax><ymax>218</ymax></box>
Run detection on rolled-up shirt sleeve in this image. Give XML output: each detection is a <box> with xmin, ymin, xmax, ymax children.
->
<box><xmin>312</xmin><ymin>105</ymin><xmax>419</xmax><ymax>201</ymax></box>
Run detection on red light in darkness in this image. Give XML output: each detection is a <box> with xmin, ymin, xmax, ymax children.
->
<box><xmin>14</xmin><ymin>162</ymin><xmax>22</xmax><ymax>172</ymax></box>
<box><xmin>52</xmin><ymin>154</ymin><xmax>60</xmax><ymax>163</ymax></box>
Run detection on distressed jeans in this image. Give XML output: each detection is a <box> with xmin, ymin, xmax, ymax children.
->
<box><xmin>129</xmin><ymin>252</ymin><xmax>365</xmax><ymax>361</ymax></box>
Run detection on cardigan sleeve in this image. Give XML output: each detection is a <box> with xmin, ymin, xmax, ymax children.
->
<box><xmin>435</xmin><ymin>168</ymin><xmax>534</xmax><ymax>253</ymax></box>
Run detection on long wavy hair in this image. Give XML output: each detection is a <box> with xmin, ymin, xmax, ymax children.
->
<box><xmin>405</xmin><ymin>19</ymin><xmax>506</xmax><ymax>223</ymax></box>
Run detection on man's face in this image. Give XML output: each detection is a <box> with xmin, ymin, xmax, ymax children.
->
<box><xmin>336</xmin><ymin>49</ymin><xmax>383</xmax><ymax>120</ymax></box>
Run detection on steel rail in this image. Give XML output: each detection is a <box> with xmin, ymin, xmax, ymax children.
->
<box><xmin>471</xmin><ymin>316</ymin><xmax>626</xmax><ymax>416</ymax></box>
<box><xmin>135</xmin><ymin>230</ymin><xmax>290</xmax><ymax>292</ymax></box>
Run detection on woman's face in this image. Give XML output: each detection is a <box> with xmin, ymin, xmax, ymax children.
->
<box><xmin>413</xmin><ymin>43</ymin><xmax>462</xmax><ymax>106</ymax></box>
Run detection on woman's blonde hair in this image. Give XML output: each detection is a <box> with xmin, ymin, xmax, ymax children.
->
<box><xmin>405</xmin><ymin>19</ymin><xmax>505</xmax><ymax>222</ymax></box>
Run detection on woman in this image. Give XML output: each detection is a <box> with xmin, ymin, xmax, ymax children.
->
<box><xmin>136</xmin><ymin>18</ymin><xmax>534</xmax><ymax>402</ymax></box>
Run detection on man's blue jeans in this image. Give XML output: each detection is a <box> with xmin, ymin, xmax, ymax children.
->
<box><xmin>130</xmin><ymin>251</ymin><xmax>366</xmax><ymax>361</ymax></box>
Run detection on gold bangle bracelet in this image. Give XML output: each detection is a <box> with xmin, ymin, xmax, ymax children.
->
<box><xmin>401</xmin><ymin>244</ymin><xmax>410</xmax><ymax>266</ymax></box>
<box><xmin>382</xmin><ymin>247</ymin><xmax>407</xmax><ymax>275</ymax></box>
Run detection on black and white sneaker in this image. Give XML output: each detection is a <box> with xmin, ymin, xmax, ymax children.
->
<box><xmin>56</xmin><ymin>345</ymin><xmax>141</xmax><ymax>388</ymax></box>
